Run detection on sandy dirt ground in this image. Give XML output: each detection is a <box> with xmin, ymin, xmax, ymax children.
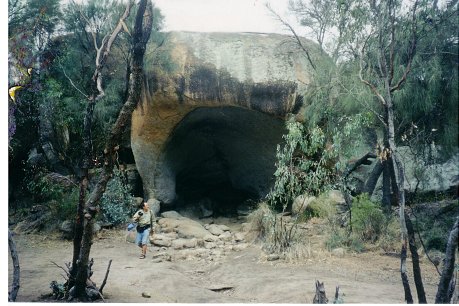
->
<box><xmin>8</xmin><ymin>221</ymin><xmax>442</xmax><ymax>304</ymax></box>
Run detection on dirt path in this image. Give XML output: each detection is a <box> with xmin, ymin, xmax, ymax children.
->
<box><xmin>8</xmin><ymin>227</ymin><xmax>441</xmax><ymax>303</ymax></box>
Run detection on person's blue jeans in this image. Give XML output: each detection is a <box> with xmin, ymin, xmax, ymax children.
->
<box><xmin>135</xmin><ymin>228</ymin><xmax>150</xmax><ymax>247</ymax></box>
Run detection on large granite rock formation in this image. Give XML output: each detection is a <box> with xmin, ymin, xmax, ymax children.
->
<box><xmin>131</xmin><ymin>31</ymin><xmax>321</xmax><ymax>210</ymax></box>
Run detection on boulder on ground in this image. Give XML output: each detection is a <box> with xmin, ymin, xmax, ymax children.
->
<box><xmin>292</xmin><ymin>195</ymin><xmax>316</xmax><ymax>215</ymax></box>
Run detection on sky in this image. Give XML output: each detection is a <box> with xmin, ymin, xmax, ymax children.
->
<box><xmin>154</xmin><ymin>0</ymin><xmax>299</xmax><ymax>35</ymax></box>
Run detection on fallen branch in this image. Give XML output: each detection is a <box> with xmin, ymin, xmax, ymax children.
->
<box><xmin>99</xmin><ymin>259</ymin><xmax>112</xmax><ymax>294</ymax></box>
<box><xmin>343</xmin><ymin>152</ymin><xmax>377</xmax><ymax>179</ymax></box>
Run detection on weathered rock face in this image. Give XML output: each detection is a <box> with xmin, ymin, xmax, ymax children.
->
<box><xmin>131</xmin><ymin>32</ymin><xmax>320</xmax><ymax>211</ymax></box>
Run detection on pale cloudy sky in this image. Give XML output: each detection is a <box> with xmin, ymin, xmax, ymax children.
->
<box><xmin>154</xmin><ymin>0</ymin><xmax>298</xmax><ymax>34</ymax></box>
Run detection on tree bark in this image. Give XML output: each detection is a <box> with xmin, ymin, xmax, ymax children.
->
<box><xmin>343</xmin><ymin>152</ymin><xmax>377</xmax><ymax>179</ymax></box>
<box><xmin>401</xmin><ymin>243</ymin><xmax>414</xmax><ymax>304</ymax></box>
<box><xmin>8</xmin><ymin>230</ymin><xmax>20</xmax><ymax>302</ymax></box>
<box><xmin>72</xmin><ymin>0</ymin><xmax>153</xmax><ymax>300</ymax></box>
<box><xmin>435</xmin><ymin>216</ymin><xmax>459</xmax><ymax>303</ymax></box>
<box><xmin>382</xmin><ymin>159</ymin><xmax>392</xmax><ymax>212</ymax></box>
<box><xmin>363</xmin><ymin>160</ymin><xmax>383</xmax><ymax>196</ymax></box>
<box><xmin>405</xmin><ymin>213</ymin><xmax>427</xmax><ymax>303</ymax></box>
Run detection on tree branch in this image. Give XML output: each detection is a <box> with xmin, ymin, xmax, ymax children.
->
<box><xmin>390</xmin><ymin>0</ymin><xmax>419</xmax><ymax>93</ymax></box>
<box><xmin>99</xmin><ymin>259</ymin><xmax>112</xmax><ymax>294</ymax></box>
<box><xmin>266</xmin><ymin>4</ymin><xmax>316</xmax><ymax>70</ymax></box>
<box><xmin>359</xmin><ymin>34</ymin><xmax>386</xmax><ymax>105</ymax></box>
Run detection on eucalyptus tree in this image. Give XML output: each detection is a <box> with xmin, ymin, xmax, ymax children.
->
<box><xmin>330</xmin><ymin>0</ymin><xmax>457</xmax><ymax>303</ymax></box>
<box><xmin>284</xmin><ymin>0</ymin><xmax>458</xmax><ymax>303</ymax></box>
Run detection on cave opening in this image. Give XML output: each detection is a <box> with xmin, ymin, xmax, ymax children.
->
<box><xmin>158</xmin><ymin>106</ymin><xmax>286</xmax><ymax>217</ymax></box>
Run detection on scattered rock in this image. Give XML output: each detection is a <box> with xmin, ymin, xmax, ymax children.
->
<box><xmin>232</xmin><ymin>243</ymin><xmax>249</xmax><ymax>251</ymax></box>
<box><xmin>292</xmin><ymin>195</ymin><xmax>316</xmax><ymax>215</ymax></box>
<box><xmin>219</xmin><ymin>231</ymin><xmax>232</xmax><ymax>242</ymax></box>
<box><xmin>204</xmin><ymin>234</ymin><xmax>218</xmax><ymax>242</ymax></box>
<box><xmin>147</xmin><ymin>198</ymin><xmax>161</xmax><ymax>216</ymax></box>
<box><xmin>184</xmin><ymin>238</ymin><xmax>198</xmax><ymax>248</ymax></box>
<box><xmin>204</xmin><ymin>242</ymin><xmax>217</xmax><ymax>249</ymax></box>
<box><xmin>161</xmin><ymin>211</ymin><xmax>183</xmax><ymax>219</ymax></box>
<box><xmin>142</xmin><ymin>292</ymin><xmax>151</xmax><ymax>298</ymax></box>
<box><xmin>60</xmin><ymin>220</ymin><xmax>74</xmax><ymax>240</ymax></box>
<box><xmin>234</xmin><ymin>232</ymin><xmax>245</xmax><ymax>242</ymax></box>
<box><xmin>208</xmin><ymin>284</ymin><xmax>235</xmax><ymax>292</ymax></box>
<box><xmin>218</xmin><ymin>224</ymin><xmax>231</xmax><ymax>232</ymax></box>
<box><xmin>208</xmin><ymin>224</ymin><xmax>224</xmax><ymax>236</ymax></box>
<box><xmin>331</xmin><ymin>248</ymin><xmax>346</xmax><ymax>258</ymax></box>
<box><xmin>327</xmin><ymin>190</ymin><xmax>345</xmax><ymax>205</ymax></box>
<box><xmin>152</xmin><ymin>237</ymin><xmax>172</xmax><ymax>247</ymax></box>
<box><xmin>267</xmin><ymin>254</ymin><xmax>280</xmax><ymax>261</ymax></box>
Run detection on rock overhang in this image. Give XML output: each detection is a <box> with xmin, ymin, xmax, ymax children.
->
<box><xmin>131</xmin><ymin>31</ymin><xmax>322</xmax><ymax>212</ymax></box>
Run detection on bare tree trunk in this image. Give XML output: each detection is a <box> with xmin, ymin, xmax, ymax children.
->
<box><xmin>405</xmin><ymin>213</ymin><xmax>427</xmax><ymax>303</ymax></box>
<box><xmin>8</xmin><ymin>230</ymin><xmax>20</xmax><ymax>302</ymax></box>
<box><xmin>70</xmin><ymin>97</ymin><xmax>95</xmax><ymax>294</ymax></box>
<box><xmin>382</xmin><ymin>160</ymin><xmax>392</xmax><ymax>212</ymax></box>
<box><xmin>363</xmin><ymin>160</ymin><xmax>383</xmax><ymax>196</ymax></box>
<box><xmin>72</xmin><ymin>0</ymin><xmax>153</xmax><ymax>300</ymax></box>
<box><xmin>401</xmin><ymin>243</ymin><xmax>414</xmax><ymax>304</ymax></box>
<box><xmin>388</xmin><ymin>102</ymin><xmax>413</xmax><ymax>304</ymax></box>
<box><xmin>435</xmin><ymin>216</ymin><xmax>459</xmax><ymax>303</ymax></box>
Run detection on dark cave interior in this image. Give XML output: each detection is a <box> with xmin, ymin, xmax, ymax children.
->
<box><xmin>159</xmin><ymin>106</ymin><xmax>286</xmax><ymax>216</ymax></box>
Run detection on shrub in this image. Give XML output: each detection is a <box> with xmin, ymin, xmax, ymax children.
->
<box><xmin>351</xmin><ymin>194</ymin><xmax>387</xmax><ymax>242</ymax></box>
<box><xmin>48</xmin><ymin>188</ymin><xmax>80</xmax><ymax>222</ymax></box>
<box><xmin>100</xmin><ymin>171</ymin><xmax>135</xmax><ymax>225</ymax></box>
<box><xmin>378</xmin><ymin>217</ymin><xmax>401</xmax><ymax>253</ymax></box>
<box><xmin>25</xmin><ymin>169</ymin><xmax>80</xmax><ymax>222</ymax></box>
<box><xmin>326</xmin><ymin>227</ymin><xmax>365</xmax><ymax>253</ymax></box>
<box><xmin>302</xmin><ymin>194</ymin><xmax>337</xmax><ymax>221</ymax></box>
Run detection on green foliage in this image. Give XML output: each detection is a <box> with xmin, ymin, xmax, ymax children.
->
<box><xmin>268</xmin><ymin>114</ymin><xmax>369</xmax><ymax>211</ymax></box>
<box><xmin>25</xmin><ymin>168</ymin><xmax>80</xmax><ymax>221</ymax></box>
<box><xmin>267</xmin><ymin>118</ymin><xmax>333</xmax><ymax>210</ymax></box>
<box><xmin>326</xmin><ymin>228</ymin><xmax>365</xmax><ymax>253</ymax></box>
<box><xmin>350</xmin><ymin>194</ymin><xmax>387</xmax><ymax>242</ymax></box>
<box><xmin>302</xmin><ymin>194</ymin><xmax>337</xmax><ymax>221</ymax></box>
<box><xmin>100</xmin><ymin>171</ymin><xmax>135</xmax><ymax>225</ymax></box>
<box><xmin>48</xmin><ymin>189</ymin><xmax>80</xmax><ymax>222</ymax></box>
<box><xmin>413</xmin><ymin>201</ymin><xmax>458</xmax><ymax>253</ymax></box>
<box><xmin>247</xmin><ymin>202</ymin><xmax>298</xmax><ymax>254</ymax></box>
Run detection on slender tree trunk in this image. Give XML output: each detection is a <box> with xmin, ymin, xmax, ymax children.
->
<box><xmin>401</xmin><ymin>243</ymin><xmax>414</xmax><ymax>304</ymax></box>
<box><xmin>435</xmin><ymin>216</ymin><xmax>459</xmax><ymax>303</ymax></box>
<box><xmin>406</xmin><ymin>213</ymin><xmax>427</xmax><ymax>303</ymax></box>
<box><xmin>70</xmin><ymin>97</ymin><xmax>95</xmax><ymax>295</ymax></box>
<box><xmin>386</xmin><ymin>93</ymin><xmax>414</xmax><ymax>303</ymax></box>
<box><xmin>382</xmin><ymin>160</ymin><xmax>392</xmax><ymax>212</ymax></box>
<box><xmin>8</xmin><ymin>230</ymin><xmax>20</xmax><ymax>302</ymax></box>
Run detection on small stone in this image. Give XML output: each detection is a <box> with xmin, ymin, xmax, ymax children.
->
<box><xmin>267</xmin><ymin>254</ymin><xmax>280</xmax><ymax>261</ymax></box>
<box><xmin>142</xmin><ymin>292</ymin><xmax>151</xmax><ymax>298</ymax></box>
<box><xmin>331</xmin><ymin>248</ymin><xmax>346</xmax><ymax>258</ymax></box>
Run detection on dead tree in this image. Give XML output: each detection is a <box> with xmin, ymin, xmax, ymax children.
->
<box><xmin>8</xmin><ymin>230</ymin><xmax>20</xmax><ymax>302</ymax></box>
<box><xmin>62</xmin><ymin>0</ymin><xmax>153</xmax><ymax>301</ymax></box>
<box><xmin>313</xmin><ymin>280</ymin><xmax>328</xmax><ymax>304</ymax></box>
<box><xmin>69</xmin><ymin>1</ymin><xmax>134</xmax><ymax>289</ymax></box>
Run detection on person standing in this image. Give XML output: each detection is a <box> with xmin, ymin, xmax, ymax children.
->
<box><xmin>132</xmin><ymin>201</ymin><xmax>155</xmax><ymax>259</ymax></box>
